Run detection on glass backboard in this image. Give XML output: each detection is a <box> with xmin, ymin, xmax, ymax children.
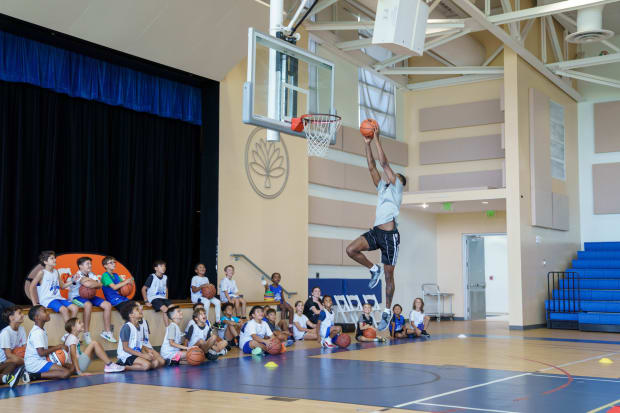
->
<box><xmin>243</xmin><ymin>28</ymin><xmax>335</xmax><ymax>141</ymax></box>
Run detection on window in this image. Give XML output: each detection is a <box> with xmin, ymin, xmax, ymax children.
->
<box><xmin>549</xmin><ymin>100</ymin><xmax>565</xmax><ymax>180</ymax></box>
<box><xmin>359</xmin><ymin>44</ymin><xmax>397</xmax><ymax>139</ymax></box>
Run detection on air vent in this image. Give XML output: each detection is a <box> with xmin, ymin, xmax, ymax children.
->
<box><xmin>565</xmin><ymin>5</ymin><xmax>614</xmax><ymax>44</ymax></box>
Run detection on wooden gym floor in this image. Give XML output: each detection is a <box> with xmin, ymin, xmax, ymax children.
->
<box><xmin>2</xmin><ymin>319</ymin><xmax>620</xmax><ymax>413</ymax></box>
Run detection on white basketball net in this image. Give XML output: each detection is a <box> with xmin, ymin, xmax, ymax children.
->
<box><xmin>302</xmin><ymin>114</ymin><xmax>341</xmax><ymax>157</ymax></box>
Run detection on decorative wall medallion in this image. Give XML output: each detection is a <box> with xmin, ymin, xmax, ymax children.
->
<box><xmin>245</xmin><ymin>127</ymin><xmax>289</xmax><ymax>199</ymax></box>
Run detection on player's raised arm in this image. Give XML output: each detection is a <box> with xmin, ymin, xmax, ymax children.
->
<box><xmin>373</xmin><ymin>128</ymin><xmax>397</xmax><ymax>185</ymax></box>
<box><xmin>364</xmin><ymin>135</ymin><xmax>381</xmax><ymax>188</ymax></box>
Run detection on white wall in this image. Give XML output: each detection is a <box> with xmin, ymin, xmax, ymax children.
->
<box><xmin>483</xmin><ymin>235</ymin><xmax>508</xmax><ymax>314</ymax></box>
<box><xmin>578</xmin><ymin>98</ymin><xmax>620</xmax><ymax>244</ymax></box>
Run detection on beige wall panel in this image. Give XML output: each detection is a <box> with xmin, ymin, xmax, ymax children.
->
<box><xmin>309</xmin><ymin>196</ymin><xmax>375</xmax><ymax>229</ymax></box>
<box><xmin>342</xmin><ymin>240</ymin><xmax>381</xmax><ymax>266</ymax></box>
<box><xmin>419</xmin><ymin>170</ymin><xmax>503</xmax><ymax>191</ymax></box>
<box><xmin>341</xmin><ymin>126</ymin><xmax>409</xmax><ymax>166</ymax></box>
<box><xmin>594</xmin><ymin>101</ymin><xmax>620</xmax><ymax>153</ymax></box>
<box><xmin>309</xmin><ymin>237</ymin><xmax>343</xmax><ymax>265</ymax></box>
<box><xmin>419</xmin><ymin>134</ymin><xmax>504</xmax><ymax>165</ymax></box>
<box><xmin>529</xmin><ymin>88</ymin><xmax>553</xmax><ymax>228</ymax></box>
<box><xmin>419</xmin><ymin>99</ymin><xmax>504</xmax><ymax>132</ymax></box>
<box><xmin>309</xmin><ymin>157</ymin><xmax>345</xmax><ymax>188</ymax></box>
<box><xmin>344</xmin><ymin>164</ymin><xmax>380</xmax><ymax>194</ymax></box>
<box><xmin>593</xmin><ymin>163</ymin><xmax>620</xmax><ymax>214</ymax></box>
<box><xmin>552</xmin><ymin>192</ymin><xmax>569</xmax><ymax>230</ymax></box>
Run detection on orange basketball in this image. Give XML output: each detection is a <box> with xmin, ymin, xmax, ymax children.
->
<box><xmin>363</xmin><ymin>328</ymin><xmax>377</xmax><ymax>339</ymax></box>
<box><xmin>12</xmin><ymin>346</ymin><xmax>25</xmax><ymax>358</ymax></box>
<box><xmin>266</xmin><ymin>338</ymin><xmax>282</xmax><ymax>355</ymax></box>
<box><xmin>187</xmin><ymin>347</ymin><xmax>205</xmax><ymax>366</ymax></box>
<box><xmin>120</xmin><ymin>282</ymin><xmax>133</xmax><ymax>297</ymax></box>
<box><xmin>79</xmin><ymin>285</ymin><xmax>98</xmax><ymax>299</ymax></box>
<box><xmin>201</xmin><ymin>284</ymin><xmax>216</xmax><ymax>299</ymax></box>
<box><xmin>47</xmin><ymin>349</ymin><xmax>67</xmax><ymax>365</ymax></box>
<box><xmin>336</xmin><ymin>334</ymin><xmax>351</xmax><ymax>348</ymax></box>
<box><xmin>360</xmin><ymin>119</ymin><xmax>378</xmax><ymax>139</ymax></box>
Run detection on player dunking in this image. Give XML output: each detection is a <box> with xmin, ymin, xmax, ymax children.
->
<box><xmin>346</xmin><ymin>125</ymin><xmax>406</xmax><ymax>331</ymax></box>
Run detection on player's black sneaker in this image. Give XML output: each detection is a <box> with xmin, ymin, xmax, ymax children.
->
<box><xmin>421</xmin><ymin>330</ymin><xmax>431</xmax><ymax>338</ymax></box>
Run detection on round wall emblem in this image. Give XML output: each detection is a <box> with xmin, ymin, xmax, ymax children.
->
<box><xmin>245</xmin><ymin>127</ymin><xmax>289</xmax><ymax>199</ymax></box>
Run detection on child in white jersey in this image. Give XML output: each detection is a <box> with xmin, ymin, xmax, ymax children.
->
<box><xmin>292</xmin><ymin>301</ymin><xmax>317</xmax><ymax>341</ymax></box>
<box><xmin>317</xmin><ymin>295</ymin><xmax>342</xmax><ymax>348</ymax></box>
<box><xmin>136</xmin><ymin>306</ymin><xmax>165</xmax><ymax>366</ymax></box>
<box><xmin>185</xmin><ymin>308</ymin><xmax>228</xmax><ymax>361</ymax></box>
<box><xmin>239</xmin><ymin>306</ymin><xmax>274</xmax><ymax>354</ymax></box>
<box><xmin>160</xmin><ymin>306</ymin><xmax>190</xmax><ymax>365</ymax></box>
<box><xmin>142</xmin><ymin>259</ymin><xmax>172</xmax><ymax>327</ymax></box>
<box><xmin>29</xmin><ymin>251</ymin><xmax>78</xmax><ymax>321</ymax></box>
<box><xmin>117</xmin><ymin>301</ymin><xmax>164</xmax><ymax>371</ymax></box>
<box><xmin>190</xmin><ymin>263</ymin><xmax>222</xmax><ymax>329</ymax></box>
<box><xmin>67</xmin><ymin>256</ymin><xmax>115</xmax><ymax>344</ymax></box>
<box><xmin>408</xmin><ymin>297</ymin><xmax>430</xmax><ymax>338</ymax></box>
<box><xmin>62</xmin><ymin>318</ymin><xmax>123</xmax><ymax>374</ymax></box>
<box><xmin>25</xmin><ymin>305</ymin><xmax>71</xmax><ymax>380</ymax></box>
<box><xmin>220</xmin><ymin>265</ymin><xmax>247</xmax><ymax>319</ymax></box>
<box><xmin>0</xmin><ymin>307</ymin><xmax>27</xmax><ymax>387</ymax></box>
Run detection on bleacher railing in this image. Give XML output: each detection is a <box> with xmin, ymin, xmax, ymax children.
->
<box><xmin>230</xmin><ymin>253</ymin><xmax>297</xmax><ymax>299</ymax></box>
<box><xmin>547</xmin><ymin>271</ymin><xmax>580</xmax><ymax>318</ymax></box>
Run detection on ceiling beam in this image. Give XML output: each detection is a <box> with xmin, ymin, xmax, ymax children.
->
<box><xmin>555</xmin><ymin>70</ymin><xmax>620</xmax><ymax>89</ymax></box>
<box><xmin>308</xmin><ymin>0</ymin><xmax>340</xmax><ymax>18</ymax></box>
<box><xmin>305</xmin><ymin>19</ymin><xmax>465</xmax><ymax>31</ymax></box>
<box><xmin>545</xmin><ymin>16</ymin><xmax>563</xmax><ymax>61</ymax></box>
<box><xmin>335</xmin><ymin>38</ymin><xmax>372</xmax><ymax>51</ymax></box>
<box><xmin>453</xmin><ymin>0</ymin><xmax>581</xmax><ymax>101</ymax></box>
<box><xmin>547</xmin><ymin>52</ymin><xmax>620</xmax><ymax>70</ymax></box>
<box><xmin>488</xmin><ymin>0</ymin><xmax>620</xmax><ymax>25</ymax></box>
<box><xmin>381</xmin><ymin>66</ymin><xmax>504</xmax><ymax>75</ymax></box>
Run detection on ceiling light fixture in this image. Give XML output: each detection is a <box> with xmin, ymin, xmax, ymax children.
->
<box><xmin>481</xmin><ymin>201</ymin><xmax>489</xmax><ymax>204</ymax></box>
<box><xmin>421</xmin><ymin>203</ymin><xmax>429</xmax><ymax>208</ymax></box>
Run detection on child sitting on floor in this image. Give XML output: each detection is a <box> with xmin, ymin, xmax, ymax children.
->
<box><xmin>62</xmin><ymin>318</ymin><xmax>124</xmax><ymax>374</ymax></box>
<box><xmin>160</xmin><ymin>306</ymin><xmax>190</xmax><ymax>365</ymax></box>
<box><xmin>117</xmin><ymin>301</ymin><xmax>164</xmax><ymax>371</ymax></box>
<box><xmin>356</xmin><ymin>303</ymin><xmax>386</xmax><ymax>342</ymax></box>
<box><xmin>264</xmin><ymin>308</ymin><xmax>293</xmax><ymax>346</ymax></box>
<box><xmin>220</xmin><ymin>303</ymin><xmax>243</xmax><ymax>346</ymax></box>
<box><xmin>292</xmin><ymin>301</ymin><xmax>318</xmax><ymax>341</ymax></box>
<box><xmin>25</xmin><ymin>305</ymin><xmax>71</xmax><ymax>380</ymax></box>
<box><xmin>185</xmin><ymin>308</ymin><xmax>228</xmax><ymax>361</ymax></box>
<box><xmin>239</xmin><ymin>306</ymin><xmax>274</xmax><ymax>354</ymax></box>
<box><xmin>408</xmin><ymin>297</ymin><xmax>431</xmax><ymax>338</ymax></box>
<box><xmin>0</xmin><ymin>307</ymin><xmax>27</xmax><ymax>387</ymax></box>
<box><xmin>390</xmin><ymin>304</ymin><xmax>406</xmax><ymax>338</ymax></box>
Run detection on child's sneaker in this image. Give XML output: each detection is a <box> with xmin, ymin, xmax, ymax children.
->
<box><xmin>421</xmin><ymin>330</ymin><xmax>430</xmax><ymax>338</ymax></box>
<box><xmin>100</xmin><ymin>331</ymin><xmax>117</xmax><ymax>343</ymax></box>
<box><xmin>377</xmin><ymin>336</ymin><xmax>388</xmax><ymax>342</ymax></box>
<box><xmin>104</xmin><ymin>363</ymin><xmax>125</xmax><ymax>373</ymax></box>
<box><xmin>8</xmin><ymin>366</ymin><xmax>24</xmax><ymax>388</ymax></box>
<box><xmin>206</xmin><ymin>350</ymin><xmax>220</xmax><ymax>361</ymax></box>
<box><xmin>321</xmin><ymin>338</ymin><xmax>337</xmax><ymax>348</ymax></box>
<box><xmin>83</xmin><ymin>332</ymin><xmax>92</xmax><ymax>345</ymax></box>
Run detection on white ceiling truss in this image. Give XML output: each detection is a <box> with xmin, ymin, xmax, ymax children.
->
<box><xmin>299</xmin><ymin>0</ymin><xmax>620</xmax><ymax>99</ymax></box>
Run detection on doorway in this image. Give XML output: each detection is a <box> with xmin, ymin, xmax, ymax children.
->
<box><xmin>463</xmin><ymin>234</ymin><xmax>508</xmax><ymax>320</ymax></box>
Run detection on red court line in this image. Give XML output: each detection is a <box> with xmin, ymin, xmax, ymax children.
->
<box><xmin>512</xmin><ymin>358</ymin><xmax>574</xmax><ymax>402</ymax></box>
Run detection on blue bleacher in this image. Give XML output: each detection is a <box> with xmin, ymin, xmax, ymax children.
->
<box><xmin>307</xmin><ymin>279</ymin><xmax>382</xmax><ymax>304</ymax></box>
<box><xmin>547</xmin><ymin>242</ymin><xmax>620</xmax><ymax>332</ymax></box>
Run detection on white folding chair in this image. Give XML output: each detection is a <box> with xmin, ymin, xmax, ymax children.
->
<box><xmin>362</xmin><ymin>294</ymin><xmax>382</xmax><ymax>327</ymax></box>
<box><xmin>333</xmin><ymin>295</ymin><xmax>354</xmax><ymax>323</ymax></box>
<box><xmin>346</xmin><ymin>295</ymin><xmax>364</xmax><ymax>323</ymax></box>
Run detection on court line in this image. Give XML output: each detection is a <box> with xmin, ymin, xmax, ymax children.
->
<box><xmin>394</xmin><ymin>352</ymin><xmax>619</xmax><ymax>409</ymax></box>
<box><xmin>416</xmin><ymin>402</ymin><xmax>520</xmax><ymax>413</ymax></box>
<box><xmin>587</xmin><ymin>398</ymin><xmax>620</xmax><ymax>413</ymax></box>
<box><xmin>530</xmin><ymin>374</ymin><xmax>620</xmax><ymax>383</ymax></box>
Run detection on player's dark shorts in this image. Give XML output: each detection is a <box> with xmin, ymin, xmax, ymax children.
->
<box><xmin>363</xmin><ymin>226</ymin><xmax>400</xmax><ymax>266</ymax></box>
<box><xmin>151</xmin><ymin>298</ymin><xmax>172</xmax><ymax>312</ymax></box>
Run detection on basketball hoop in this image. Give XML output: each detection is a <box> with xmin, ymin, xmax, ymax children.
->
<box><xmin>292</xmin><ymin>114</ymin><xmax>341</xmax><ymax>157</ymax></box>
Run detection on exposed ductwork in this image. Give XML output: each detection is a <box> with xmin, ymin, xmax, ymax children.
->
<box><xmin>565</xmin><ymin>5</ymin><xmax>614</xmax><ymax>43</ymax></box>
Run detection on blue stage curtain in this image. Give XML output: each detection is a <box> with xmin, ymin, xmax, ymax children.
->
<box><xmin>0</xmin><ymin>30</ymin><xmax>201</xmax><ymax>124</ymax></box>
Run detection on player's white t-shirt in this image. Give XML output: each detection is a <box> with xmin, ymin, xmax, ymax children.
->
<box><xmin>117</xmin><ymin>322</ymin><xmax>141</xmax><ymax>363</ymax></box>
<box><xmin>144</xmin><ymin>274</ymin><xmax>167</xmax><ymax>303</ymax></box>
<box><xmin>61</xmin><ymin>333</ymin><xmax>81</xmax><ymax>363</ymax></box>
<box><xmin>190</xmin><ymin>276</ymin><xmax>210</xmax><ymax>303</ymax></box>
<box><xmin>37</xmin><ymin>269</ymin><xmax>63</xmax><ymax>307</ymax></box>
<box><xmin>219</xmin><ymin>277</ymin><xmax>239</xmax><ymax>302</ymax></box>
<box><xmin>185</xmin><ymin>319</ymin><xmax>211</xmax><ymax>347</ymax></box>
<box><xmin>0</xmin><ymin>325</ymin><xmax>27</xmax><ymax>363</ymax></box>
<box><xmin>293</xmin><ymin>313</ymin><xmax>309</xmax><ymax>341</ymax></box>
<box><xmin>160</xmin><ymin>322</ymin><xmax>183</xmax><ymax>359</ymax></box>
<box><xmin>409</xmin><ymin>310</ymin><xmax>425</xmax><ymax>328</ymax></box>
<box><xmin>318</xmin><ymin>309</ymin><xmax>336</xmax><ymax>338</ymax></box>
<box><xmin>68</xmin><ymin>271</ymin><xmax>99</xmax><ymax>300</ymax></box>
<box><xmin>25</xmin><ymin>325</ymin><xmax>49</xmax><ymax>373</ymax></box>
<box><xmin>239</xmin><ymin>319</ymin><xmax>272</xmax><ymax>350</ymax></box>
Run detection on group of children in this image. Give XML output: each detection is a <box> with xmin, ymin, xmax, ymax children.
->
<box><xmin>0</xmin><ymin>251</ymin><xmax>432</xmax><ymax>387</ymax></box>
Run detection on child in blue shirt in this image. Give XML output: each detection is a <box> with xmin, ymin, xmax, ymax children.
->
<box><xmin>390</xmin><ymin>304</ymin><xmax>406</xmax><ymax>338</ymax></box>
<box><xmin>220</xmin><ymin>303</ymin><xmax>243</xmax><ymax>346</ymax></box>
<box><xmin>263</xmin><ymin>273</ymin><xmax>294</xmax><ymax>333</ymax></box>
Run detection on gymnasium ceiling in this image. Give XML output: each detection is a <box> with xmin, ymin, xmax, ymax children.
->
<box><xmin>0</xmin><ymin>0</ymin><xmax>271</xmax><ymax>81</ymax></box>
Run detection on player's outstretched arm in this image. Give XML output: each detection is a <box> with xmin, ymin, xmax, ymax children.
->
<box><xmin>373</xmin><ymin>128</ymin><xmax>397</xmax><ymax>185</ymax></box>
<box><xmin>364</xmin><ymin>136</ymin><xmax>381</xmax><ymax>188</ymax></box>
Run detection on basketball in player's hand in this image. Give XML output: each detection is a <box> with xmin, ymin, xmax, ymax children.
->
<box><xmin>201</xmin><ymin>284</ymin><xmax>216</xmax><ymax>299</ymax></box>
<box><xmin>360</xmin><ymin>119</ymin><xmax>378</xmax><ymax>139</ymax></box>
<box><xmin>363</xmin><ymin>328</ymin><xmax>377</xmax><ymax>339</ymax></box>
<box><xmin>187</xmin><ymin>347</ymin><xmax>205</xmax><ymax>365</ymax></box>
